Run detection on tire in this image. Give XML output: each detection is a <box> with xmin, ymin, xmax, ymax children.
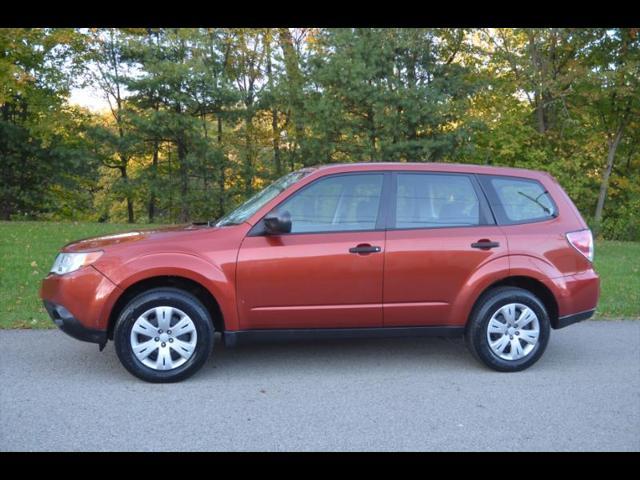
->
<box><xmin>114</xmin><ymin>287</ymin><xmax>214</xmax><ymax>383</ymax></box>
<box><xmin>465</xmin><ymin>287</ymin><xmax>550</xmax><ymax>372</ymax></box>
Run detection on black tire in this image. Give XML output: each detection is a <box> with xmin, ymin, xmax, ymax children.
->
<box><xmin>465</xmin><ymin>287</ymin><xmax>550</xmax><ymax>372</ymax></box>
<box><xmin>114</xmin><ymin>287</ymin><xmax>214</xmax><ymax>383</ymax></box>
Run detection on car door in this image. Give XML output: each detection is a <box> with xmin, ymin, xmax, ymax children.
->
<box><xmin>236</xmin><ymin>172</ymin><xmax>388</xmax><ymax>330</ymax></box>
<box><xmin>383</xmin><ymin>171</ymin><xmax>507</xmax><ymax>327</ymax></box>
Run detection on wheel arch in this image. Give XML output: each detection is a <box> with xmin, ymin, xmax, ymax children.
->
<box><xmin>468</xmin><ymin>276</ymin><xmax>559</xmax><ymax>328</ymax></box>
<box><xmin>107</xmin><ymin>276</ymin><xmax>225</xmax><ymax>340</ymax></box>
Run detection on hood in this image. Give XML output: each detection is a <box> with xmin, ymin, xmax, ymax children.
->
<box><xmin>61</xmin><ymin>224</ymin><xmax>209</xmax><ymax>253</ymax></box>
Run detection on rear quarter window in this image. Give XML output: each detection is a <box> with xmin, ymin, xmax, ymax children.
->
<box><xmin>479</xmin><ymin>175</ymin><xmax>557</xmax><ymax>225</ymax></box>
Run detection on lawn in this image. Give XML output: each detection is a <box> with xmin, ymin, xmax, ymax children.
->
<box><xmin>0</xmin><ymin>221</ymin><xmax>638</xmax><ymax>329</ymax></box>
<box><xmin>0</xmin><ymin>221</ymin><xmax>159</xmax><ymax>329</ymax></box>
<box><xmin>593</xmin><ymin>240</ymin><xmax>640</xmax><ymax>319</ymax></box>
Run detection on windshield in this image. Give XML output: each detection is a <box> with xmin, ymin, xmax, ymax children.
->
<box><xmin>214</xmin><ymin>170</ymin><xmax>311</xmax><ymax>227</ymax></box>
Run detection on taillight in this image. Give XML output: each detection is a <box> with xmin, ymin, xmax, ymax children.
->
<box><xmin>566</xmin><ymin>229</ymin><xmax>594</xmax><ymax>263</ymax></box>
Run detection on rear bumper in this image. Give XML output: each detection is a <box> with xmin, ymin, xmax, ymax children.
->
<box><xmin>556</xmin><ymin>308</ymin><xmax>596</xmax><ymax>329</ymax></box>
<box><xmin>551</xmin><ymin>269</ymin><xmax>600</xmax><ymax>329</ymax></box>
<box><xmin>43</xmin><ymin>300</ymin><xmax>107</xmax><ymax>344</ymax></box>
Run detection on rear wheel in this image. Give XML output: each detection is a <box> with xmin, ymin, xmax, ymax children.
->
<box><xmin>114</xmin><ymin>288</ymin><xmax>214</xmax><ymax>383</ymax></box>
<box><xmin>465</xmin><ymin>287</ymin><xmax>550</xmax><ymax>372</ymax></box>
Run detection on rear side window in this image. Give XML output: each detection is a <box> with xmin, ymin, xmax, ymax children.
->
<box><xmin>394</xmin><ymin>173</ymin><xmax>481</xmax><ymax>228</ymax></box>
<box><xmin>479</xmin><ymin>175</ymin><xmax>557</xmax><ymax>224</ymax></box>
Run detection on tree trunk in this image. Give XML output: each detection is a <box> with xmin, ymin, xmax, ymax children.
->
<box><xmin>217</xmin><ymin>116</ymin><xmax>226</xmax><ymax>217</ymax></box>
<box><xmin>148</xmin><ymin>140</ymin><xmax>159</xmax><ymax>223</ymax></box>
<box><xmin>0</xmin><ymin>202</ymin><xmax>10</xmax><ymax>220</ymax></box>
<box><xmin>265</xmin><ymin>33</ymin><xmax>282</xmax><ymax>176</ymax></box>
<box><xmin>272</xmin><ymin>109</ymin><xmax>282</xmax><ymax>175</ymax></box>
<box><xmin>367</xmin><ymin>107</ymin><xmax>377</xmax><ymax>162</ymax></box>
<box><xmin>244</xmin><ymin>109</ymin><xmax>254</xmax><ymax>196</ymax></box>
<box><xmin>177</xmin><ymin>137</ymin><xmax>189</xmax><ymax>223</ymax></box>
<box><xmin>119</xmin><ymin>164</ymin><xmax>135</xmax><ymax>224</ymax></box>
<box><xmin>527</xmin><ymin>31</ymin><xmax>548</xmax><ymax>134</ymax></box>
<box><xmin>279</xmin><ymin>28</ymin><xmax>305</xmax><ymax>165</ymax></box>
<box><xmin>126</xmin><ymin>196</ymin><xmax>134</xmax><ymax>224</ymax></box>
<box><xmin>594</xmin><ymin>126</ymin><xmax>624</xmax><ymax>229</ymax></box>
<box><xmin>535</xmin><ymin>94</ymin><xmax>547</xmax><ymax>134</ymax></box>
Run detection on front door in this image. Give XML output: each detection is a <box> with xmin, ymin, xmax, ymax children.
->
<box><xmin>236</xmin><ymin>173</ymin><xmax>387</xmax><ymax>330</ymax></box>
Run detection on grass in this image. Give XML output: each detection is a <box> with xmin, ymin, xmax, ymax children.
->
<box><xmin>593</xmin><ymin>240</ymin><xmax>640</xmax><ymax>319</ymax></box>
<box><xmin>0</xmin><ymin>221</ymin><xmax>159</xmax><ymax>329</ymax></box>
<box><xmin>0</xmin><ymin>221</ymin><xmax>638</xmax><ymax>329</ymax></box>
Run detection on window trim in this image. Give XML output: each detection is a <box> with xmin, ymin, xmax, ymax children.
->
<box><xmin>386</xmin><ymin>171</ymin><xmax>495</xmax><ymax>232</ymax></box>
<box><xmin>248</xmin><ymin>171</ymin><xmax>391</xmax><ymax>237</ymax></box>
<box><xmin>476</xmin><ymin>173</ymin><xmax>559</xmax><ymax>226</ymax></box>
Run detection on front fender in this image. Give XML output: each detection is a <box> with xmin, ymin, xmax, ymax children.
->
<box><xmin>96</xmin><ymin>252</ymin><xmax>239</xmax><ymax>331</ymax></box>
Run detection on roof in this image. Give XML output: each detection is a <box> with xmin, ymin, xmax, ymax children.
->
<box><xmin>305</xmin><ymin>162</ymin><xmax>552</xmax><ymax>180</ymax></box>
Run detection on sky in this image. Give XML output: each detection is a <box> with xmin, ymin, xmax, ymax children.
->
<box><xmin>68</xmin><ymin>86</ymin><xmax>110</xmax><ymax>112</ymax></box>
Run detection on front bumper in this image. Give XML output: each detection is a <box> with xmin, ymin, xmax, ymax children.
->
<box><xmin>43</xmin><ymin>300</ymin><xmax>107</xmax><ymax>344</ymax></box>
<box><xmin>40</xmin><ymin>265</ymin><xmax>119</xmax><ymax>343</ymax></box>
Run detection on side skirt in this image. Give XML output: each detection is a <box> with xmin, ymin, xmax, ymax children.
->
<box><xmin>223</xmin><ymin>326</ymin><xmax>465</xmax><ymax>347</ymax></box>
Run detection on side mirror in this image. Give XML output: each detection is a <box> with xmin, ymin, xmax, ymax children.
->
<box><xmin>263</xmin><ymin>210</ymin><xmax>292</xmax><ymax>235</ymax></box>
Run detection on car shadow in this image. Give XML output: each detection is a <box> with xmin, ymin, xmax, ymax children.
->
<box><xmin>198</xmin><ymin>335</ymin><xmax>477</xmax><ymax>379</ymax></box>
<box><xmin>85</xmin><ymin>334</ymin><xmax>477</xmax><ymax>382</ymax></box>
<box><xmin>25</xmin><ymin>329</ymin><xmax>586</xmax><ymax>383</ymax></box>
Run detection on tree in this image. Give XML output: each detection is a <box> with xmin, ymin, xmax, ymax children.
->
<box><xmin>303</xmin><ymin>28</ymin><xmax>476</xmax><ymax>164</ymax></box>
<box><xmin>577</xmin><ymin>29</ymin><xmax>640</xmax><ymax>233</ymax></box>
<box><xmin>82</xmin><ymin>28</ymin><xmax>142</xmax><ymax>223</ymax></box>
<box><xmin>2</xmin><ymin>28</ymin><xmax>638</xmax><ymax>240</ymax></box>
<box><xmin>0</xmin><ymin>28</ymin><xmax>88</xmax><ymax>220</ymax></box>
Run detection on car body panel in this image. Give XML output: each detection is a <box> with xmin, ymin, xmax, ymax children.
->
<box><xmin>40</xmin><ymin>266</ymin><xmax>120</xmax><ymax>330</ymax></box>
<box><xmin>40</xmin><ymin>162</ymin><xmax>600</xmax><ymax>342</ymax></box>
<box><xmin>383</xmin><ymin>226</ymin><xmax>508</xmax><ymax>326</ymax></box>
<box><xmin>62</xmin><ymin>224</ymin><xmax>251</xmax><ymax>331</ymax></box>
<box><xmin>237</xmin><ymin>231</ymin><xmax>385</xmax><ymax>329</ymax></box>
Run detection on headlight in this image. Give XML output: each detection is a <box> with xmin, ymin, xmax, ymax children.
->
<box><xmin>50</xmin><ymin>251</ymin><xmax>103</xmax><ymax>275</ymax></box>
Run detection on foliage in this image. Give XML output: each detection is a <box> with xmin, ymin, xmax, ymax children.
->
<box><xmin>0</xmin><ymin>28</ymin><xmax>638</xmax><ymax>239</ymax></box>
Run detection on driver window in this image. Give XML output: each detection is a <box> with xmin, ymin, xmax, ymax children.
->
<box><xmin>278</xmin><ymin>174</ymin><xmax>384</xmax><ymax>233</ymax></box>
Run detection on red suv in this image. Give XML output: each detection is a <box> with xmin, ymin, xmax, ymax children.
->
<box><xmin>41</xmin><ymin>163</ymin><xmax>600</xmax><ymax>382</ymax></box>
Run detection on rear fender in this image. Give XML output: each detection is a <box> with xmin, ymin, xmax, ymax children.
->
<box><xmin>448</xmin><ymin>256</ymin><xmax>510</xmax><ymax>326</ymax></box>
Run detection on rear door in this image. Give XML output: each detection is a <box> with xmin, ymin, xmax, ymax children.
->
<box><xmin>383</xmin><ymin>171</ymin><xmax>507</xmax><ymax>327</ymax></box>
<box><xmin>236</xmin><ymin>172</ymin><xmax>388</xmax><ymax>330</ymax></box>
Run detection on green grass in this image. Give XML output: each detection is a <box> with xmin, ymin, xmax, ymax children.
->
<box><xmin>0</xmin><ymin>221</ymin><xmax>638</xmax><ymax>328</ymax></box>
<box><xmin>0</xmin><ymin>221</ymin><xmax>160</xmax><ymax>329</ymax></box>
<box><xmin>593</xmin><ymin>240</ymin><xmax>640</xmax><ymax>319</ymax></box>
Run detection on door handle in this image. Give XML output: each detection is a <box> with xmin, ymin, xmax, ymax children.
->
<box><xmin>471</xmin><ymin>240</ymin><xmax>500</xmax><ymax>250</ymax></box>
<box><xmin>349</xmin><ymin>244</ymin><xmax>382</xmax><ymax>254</ymax></box>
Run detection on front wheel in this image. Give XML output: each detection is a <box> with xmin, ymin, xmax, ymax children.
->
<box><xmin>114</xmin><ymin>288</ymin><xmax>214</xmax><ymax>383</ymax></box>
<box><xmin>465</xmin><ymin>287</ymin><xmax>550</xmax><ymax>372</ymax></box>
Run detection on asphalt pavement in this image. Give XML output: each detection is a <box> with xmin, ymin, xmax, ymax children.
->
<box><xmin>1</xmin><ymin>320</ymin><xmax>638</xmax><ymax>451</ymax></box>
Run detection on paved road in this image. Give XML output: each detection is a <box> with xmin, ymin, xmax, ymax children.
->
<box><xmin>1</xmin><ymin>321</ymin><xmax>638</xmax><ymax>451</ymax></box>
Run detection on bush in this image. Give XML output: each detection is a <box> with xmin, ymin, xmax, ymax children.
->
<box><xmin>591</xmin><ymin>199</ymin><xmax>640</xmax><ymax>241</ymax></box>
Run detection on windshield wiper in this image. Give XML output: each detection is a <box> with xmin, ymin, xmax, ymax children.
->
<box><xmin>191</xmin><ymin>220</ymin><xmax>218</xmax><ymax>227</ymax></box>
<box><xmin>213</xmin><ymin>219</ymin><xmax>242</xmax><ymax>227</ymax></box>
<box><xmin>517</xmin><ymin>190</ymin><xmax>555</xmax><ymax>216</ymax></box>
